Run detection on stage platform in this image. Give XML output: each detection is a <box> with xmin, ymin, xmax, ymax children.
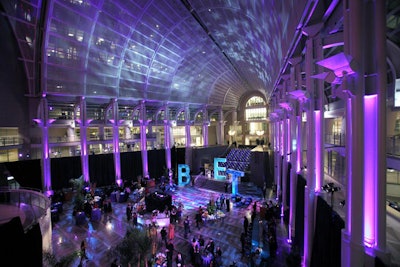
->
<box><xmin>192</xmin><ymin>175</ymin><xmax>263</xmax><ymax>197</ymax></box>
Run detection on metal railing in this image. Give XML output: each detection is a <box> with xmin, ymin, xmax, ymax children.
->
<box><xmin>0</xmin><ymin>137</ymin><xmax>23</xmax><ymax>146</ymax></box>
<box><xmin>0</xmin><ymin>187</ymin><xmax>50</xmax><ymax>232</ymax></box>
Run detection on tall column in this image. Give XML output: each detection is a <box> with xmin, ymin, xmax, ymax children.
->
<box><xmin>304</xmin><ymin>37</ymin><xmax>316</xmax><ymax>267</ymax></box>
<box><xmin>315</xmin><ymin>38</ymin><xmax>324</xmax><ymax>191</ymax></box>
<box><xmin>375</xmin><ymin>0</ymin><xmax>389</xmax><ymax>263</ymax></box>
<box><xmin>202</xmin><ymin>108</ymin><xmax>209</xmax><ymax>147</ymax></box>
<box><xmin>281</xmin><ymin>77</ymin><xmax>290</xmax><ymax>217</ymax></box>
<box><xmin>341</xmin><ymin>0</ymin><xmax>365</xmax><ymax>266</ymax></box>
<box><xmin>216</xmin><ymin>109</ymin><xmax>225</xmax><ymax>145</ymax></box>
<box><xmin>363</xmin><ymin>0</ymin><xmax>389</xmax><ymax>264</ymax></box>
<box><xmin>281</xmin><ymin>113</ymin><xmax>289</xmax><ymax>216</ymax></box>
<box><xmin>289</xmin><ymin>101</ymin><xmax>298</xmax><ymax>243</ymax></box>
<box><xmin>110</xmin><ymin>99</ymin><xmax>121</xmax><ymax>184</ymax></box>
<box><xmin>77</xmin><ymin>97</ymin><xmax>90</xmax><ymax>184</ymax></box>
<box><xmin>35</xmin><ymin>96</ymin><xmax>53</xmax><ymax>195</ymax></box>
<box><xmin>276</xmin><ymin>118</ymin><xmax>282</xmax><ymax>201</ymax></box>
<box><xmin>139</xmin><ymin>101</ymin><xmax>149</xmax><ymax>178</ymax></box>
<box><xmin>185</xmin><ymin>105</ymin><xmax>191</xmax><ymax>147</ymax></box>
<box><xmin>163</xmin><ymin>105</ymin><xmax>173</xmax><ymax>185</ymax></box>
<box><xmin>296</xmin><ymin>101</ymin><xmax>304</xmax><ymax>172</ymax></box>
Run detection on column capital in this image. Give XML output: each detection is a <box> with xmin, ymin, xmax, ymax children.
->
<box><xmin>139</xmin><ymin>119</ymin><xmax>152</xmax><ymax>126</ymax></box>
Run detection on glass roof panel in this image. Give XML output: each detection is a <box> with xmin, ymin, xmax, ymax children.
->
<box><xmin>40</xmin><ymin>0</ymin><xmax>306</xmax><ymax>106</ymax></box>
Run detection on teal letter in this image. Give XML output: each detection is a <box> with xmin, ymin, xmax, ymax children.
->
<box><xmin>214</xmin><ymin>157</ymin><xmax>226</xmax><ymax>180</ymax></box>
<box><xmin>178</xmin><ymin>164</ymin><xmax>190</xmax><ymax>186</ymax></box>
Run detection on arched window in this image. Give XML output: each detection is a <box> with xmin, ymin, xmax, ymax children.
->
<box><xmin>245</xmin><ymin>96</ymin><xmax>267</xmax><ymax>121</ymax></box>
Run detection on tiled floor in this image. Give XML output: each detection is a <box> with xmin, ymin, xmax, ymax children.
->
<box><xmin>50</xmin><ymin>184</ymin><xmax>292</xmax><ymax>267</ymax></box>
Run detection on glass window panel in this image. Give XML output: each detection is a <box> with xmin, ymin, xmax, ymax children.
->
<box><xmin>46</xmin><ymin>80</ymin><xmax>83</xmax><ymax>95</ymax></box>
<box><xmin>86</xmin><ymin>84</ymin><xmax>117</xmax><ymax>97</ymax></box>
<box><xmin>120</xmin><ymin>72</ymin><xmax>146</xmax><ymax>83</ymax></box>
<box><xmin>157</xmin><ymin>46</ymin><xmax>181</xmax><ymax>63</ymax></box>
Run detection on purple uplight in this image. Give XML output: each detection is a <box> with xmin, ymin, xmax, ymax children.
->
<box><xmin>364</xmin><ymin>95</ymin><xmax>377</xmax><ymax>247</ymax></box>
<box><xmin>314</xmin><ymin>110</ymin><xmax>321</xmax><ymax>191</ymax></box>
<box><xmin>287</xmin><ymin>118</ymin><xmax>291</xmax><ymax>162</ymax></box>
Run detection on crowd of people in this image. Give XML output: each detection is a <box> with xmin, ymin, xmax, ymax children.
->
<box><xmin>63</xmin><ymin>174</ymin><xmax>282</xmax><ymax>267</ymax></box>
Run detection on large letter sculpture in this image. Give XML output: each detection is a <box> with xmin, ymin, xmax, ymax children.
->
<box><xmin>178</xmin><ymin>164</ymin><xmax>191</xmax><ymax>186</ymax></box>
<box><xmin>214</xmin><ymin>157</ymin><xmax>226</xmax><ymax>180</ymax></box>
<box><xmin>226</xmin><ymin>169</ymin><xmax>244</xmax><ymax>195</ymax></box>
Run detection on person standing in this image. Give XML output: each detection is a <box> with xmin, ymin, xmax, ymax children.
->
<box><xmin>126</xmin><ymin>203</ymin><xmax>132</xmax><ymax>222</ymax></box>
<box><xmin>262</xmin><ymin>182</ymin><xmax>267</xmax><ymax>200</ymax></box>
<box><xmin>132</xmin><ymin>211</ymin><xmax>138</xmax><ymax>226</ymax></box>
<box><xmin>240</xmin><ymin>232</ymin><xmax>246</xmax><ymax>254</ymax></box>
<box><xmin>243</xmin><ymin>216</ymin><xmax>249</xmax><ymax>236</ymax></box>
<box><xmin>80</xmin><ymin>240</ymin><xmax>88</xmax><ymax>260</ymax></box>
<box><xmin>226</xmin><ymin>197</ymin><xmax>230</xmax><ymax>212</ymax></box>
<box><xmin>195</xmin><ymin>211</ymin><xmax>202</xmax><ymax>230</ymax></box>
<box><xmin>161</xmin><ymin>226</ymin><xmax>168</xmax><ymax>245</ymax></box>
<box><xmin>168</xmin><ymin>222</ymin><xmax>175</xmax><ymax>240</ymax></box>
<box><xmin>166</xmin><ymin>240</ymin><xmax>174</xmax><ymax>266</ymax></box>
<box><xmin>205</xmin><ymin>238</ymin><xmax>215</xmax><ymax>255</ymax></box>
<box><xmin>183</xmin><ymin>216</ymin><xmax>191</xmax><ymax>238</ymax></box>
<box><xmin>175</xmin><ymin>252</ymin><xmax>185</xmax><ymax>267</ymax></box>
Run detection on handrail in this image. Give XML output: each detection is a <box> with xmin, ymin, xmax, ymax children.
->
<box><xmin>0</xmin><ymin>187</ymin><xmax>50</xmax><ymax>232</ymax></box>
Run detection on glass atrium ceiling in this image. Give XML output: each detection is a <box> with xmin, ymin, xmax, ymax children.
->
<box><xmin>3</xmin><ymin>0</ymin><xmax>305</xmax><ymax>108</ymax></box>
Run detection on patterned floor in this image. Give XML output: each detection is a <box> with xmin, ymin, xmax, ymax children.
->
<box><xmin>50</xmin><ymin>183</ymin><xmax>292</xmax><ymax>267</ymax></box>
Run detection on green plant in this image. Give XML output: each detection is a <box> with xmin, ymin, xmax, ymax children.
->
<box><xmin>108</xmin><ymin>226</ymin><xmax>153</xmax><ymax>267</ymax></box>
<box><xmin>69</xmin><ymin>176</ymin><xmax>85</xmax><ymax>212</ymax></box>
<box><xmin>43</xmin><ymin>250</ymin><xmax>80</xmax><ymax>267</ymax></box>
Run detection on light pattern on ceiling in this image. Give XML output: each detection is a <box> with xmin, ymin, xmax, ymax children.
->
<box><xmin>40</xmin><ymin>0</ymin><xmax>304</xmax><ymax>107</ymax></box>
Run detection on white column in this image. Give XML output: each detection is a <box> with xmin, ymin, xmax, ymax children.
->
<box><xmin>304</xmin><ymin>37</ymin><xmax>316</xmax><ymax>267</ymax></box>
<box><xmin>36</xmin><ymin>97</ymin><xmax>52</xmax><ymax>195</ymax></box>
<box><xmin>216</xmin><ymin>109</ymin><xmax>224</xmax><ymax>145</ymax></box>
<box><xmin>289</xmin><ymin>102</ymin><xmax>298</xmax><ymax>243</ymax></box>
<box><xmin>140</xmin><ymin>101</ymin><xmax>149</xmax><ymax>178</ymax></box>
<box><xmin>375</xmin><ymin>0</ymin><xmax>389</xmax><ymax>262</ymax></box>
<box><xmin>185</xmin><ymin>105</ymin><xmax>191</xmax><ymax>148</ymax></box>
<box><xmin>315</xmin><ymin>38</ymin><xmax>324</xmax><ymax>192</ymax></box>
<box><xmin>77</xmin><ymin>97</ymin><xmax>90</xmax><ymax>183</ymax></box>
<box><xmin>341</xmin><ymin>0</ymin><xmax>365</xmax><ymax>266</ymax></box>
<box><xmin>202</xmin><ymin>107</ymin><xmax>209</xmax><ymax>147</ymax></box>
<box><xmin>111</xmin><ymin>99</ymin><xmax>121</xmax><ymax>184</ymax></box>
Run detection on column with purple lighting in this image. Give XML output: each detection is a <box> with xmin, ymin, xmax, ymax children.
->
<box><xmin>281</xmin><ymin>114</ymin><xmax>289</xmax><ymax>216</ymax></box>
<box><xmin>341</xmin><ymin>0</ymin><xmax>365</xmax><ymax>266</ymax></box>
<box><xmin>202</xmin><ymin>108</ymin><xmax>209</xmax><ymax>147</ymax></box>
<box><xmin>35</xmin><ymin>96</ymin><xmax>53</xmax><ymax>195</ymax></box>
<box><xmin>111</xmin><ymin>99</ymin><xmax>121</xmax><ymax>184</ymax></box>
<box><xmin>276</xmin><ymin>118</ymin><xmax>282</xmax><ymax>201</ymax></box>
<box><xmin>363</xmin><ymin>95</ymin><xmax>377</xmax><ymax>247</ymax></box>
<box><xmin>139</xmin><ymin>101</ymin><xmax>149</xmax><ymax>178</ymax></box>
<box><xmin>314</xmin><ymin>110</ymin><xmax>321</xmax><ymax>190</ymax></box>
<box><xmin>363</xmin><ymin>0</ymin><xmax>390</xmax><ymax>263</ymax></box>
<box><xmin>304</xmin><ymin>36</ymin><xmax>316</xmax><ymax>267</ymax></box>
<box><xmin>77</xmin><ymin>97</ymin><xmax>90</xmax><ymax>183</ymax></box>
<box><xmin>216</xmin><ymin>108</ymin><xmax>225</xmax><ymax>145</ymax></box>
<box><xmin>163</xmin><ymin>106</ymin><xmax>172</xmax><ymax>175</ymax></box>
<box><xmin>296</xmin><ymin>101</ymin><xmax>304</xmax><ymax>173</ymax></box>
<box><xmin>185</xmin><ymin>105</ymin><xmax>191</xmax><ymax>147</ymax></box>
<box><xmin>289</xmin><ymin>100</ymin><xmax>299</xmax><ymax>243</ymax></box>
<box><xmin>375</xmin><ymin>0</ymin><xmax>390</xmax><ymax>262</ymax></box>
<box><xmin>315</xmin><ymin>36</ymin><xmax>324</xmax><ymax>192</ymax></box>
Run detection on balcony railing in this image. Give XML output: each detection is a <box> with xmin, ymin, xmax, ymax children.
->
<box><xmin>0</xmin><ymin>187</ymin><xmax>50</xmax><ymax>232</ymax></box>
<box><xmin>0</xmin><ymin>137</ymin><xmax>23</xmax><ymax>146</ymax></box>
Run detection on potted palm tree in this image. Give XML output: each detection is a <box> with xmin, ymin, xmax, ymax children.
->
<box><xmin>108</xmin><ymin>226</ymin><xmax>153</xmax><ymax>267</ymax></box>
<box><xmin>43</xmin><ymin>250</ymin><xmax>80</xmax><ymax>267</ymax></box>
